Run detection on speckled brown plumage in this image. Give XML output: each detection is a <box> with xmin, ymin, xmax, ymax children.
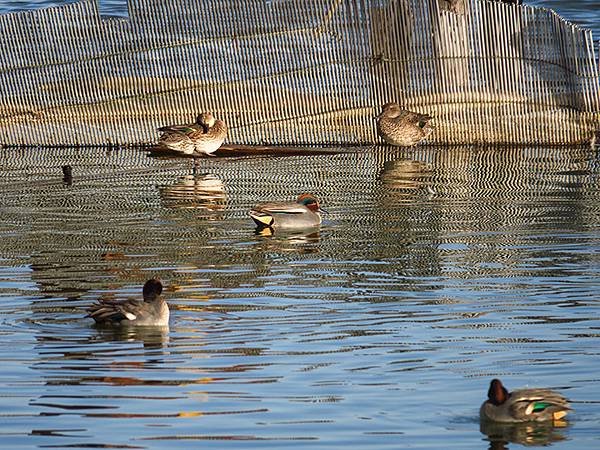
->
<box><xmin>157</xmin><ymin>112</ymin><xmax>227</xmax><ymax>156</ymax></box>
<box><xmin>376</xmin><ymin>102</ymin><xmax>434</xmax><ymax>147</ymax></box>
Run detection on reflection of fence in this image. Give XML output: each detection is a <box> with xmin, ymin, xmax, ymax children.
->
<box><xmin>0</xmin><ymin>0</ymin><xmax>598</xmax><ymax>146</ymax></box>
<box><xmin>1</xmin><ymin>144</ymin><xmax>597</xmax><ymax>297</ymax></box>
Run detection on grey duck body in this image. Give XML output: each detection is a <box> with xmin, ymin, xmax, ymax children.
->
<box><xmin>249</xmin><ymin>193</ymin><xmax>323</xmax><ymax>230</ymax></box>
<box><xmin>480</xmin><ymin>379</ymin><xmax>571</xmax><ymax>423</ymax></box>
<box><xmin>87</xmin><ymin>279</ymin><xmax>169</xmax><ymax>327</ymax></box>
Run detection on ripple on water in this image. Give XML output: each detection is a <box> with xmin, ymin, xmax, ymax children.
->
<box><xmin>0</xmin><ymin>145</ymin><xmax>598</xmax><ymax>448</ymax></box>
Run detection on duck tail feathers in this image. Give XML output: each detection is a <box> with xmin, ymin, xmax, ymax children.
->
<box><xmin>249</xmin><ymin>210</ymin><xmax>274</xmax><ymax>227</ymax></box>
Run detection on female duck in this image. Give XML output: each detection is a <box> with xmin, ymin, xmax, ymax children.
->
<box><xmin>87</xmin><ymin>279</ymin><xmax>169</xmax><ymax>327</ymax></box>
<box><xmin>480</xmin><ymin>379</ymin><xmax>571</xmax><ymax>423</ymax></box>
<box><xmin>249</xmin><ymin>193</ymin><xmax>324</xmax><ymax>229</ymax></box>
<box><xmin>376</xmin><ymin>102</ymin><xmax>434</xmax><ymax>147</ymax></box>
<box><xmin>157</xmin><ymin>112</ymin><xmax>227</xmax><ymax>157</ymax></box>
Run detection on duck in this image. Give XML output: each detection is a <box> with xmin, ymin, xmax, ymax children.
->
<box><xmin>157</xmin><ymin>112</ymin><xmax>227</xmax><ymax>158</ymax></box>
<box><xmin>376</xmin><ymin>102</ymin><xmax>434</xmax><ymax>146</ymax></box>
<box><xmin>87</xmin><ymin>279</ymin><xmax>169</xmax><ymax>327</ymax></box>
<box><xmin>480</xmin><ymin>379</ymin><xmax>571</xmax><ymax>423</ymax></box>
<box><xmin>249</xmin><ymin>193</ymin><xmax>325</xmax><ymax>229</ymax></box>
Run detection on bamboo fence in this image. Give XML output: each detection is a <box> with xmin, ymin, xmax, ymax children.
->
<box><xmin>0</xmin><ymin>0</ymin><xmax>598</xmax><ymax>146</ymax></box>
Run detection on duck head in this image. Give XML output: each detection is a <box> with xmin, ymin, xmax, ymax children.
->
<box><xmin>143</xmin><ymin>278</ymin><xmax>163</xmax><ymax>301</ymax></box>
<box><xmin>379</xmin><ymin>102</ymin><xmax>403</xmax><ymax>119</ymax></box>
<box><xmin>196</xmin><ymin>112</ymin><xmax>216</xmax><ymax>128</ymax></box>
<box><xmin>296</xmin><ymin>193</ymin><xmax>326</xmax><ymax>213</ymax></box>
<box><xmin>488</xmin><ymin>379</ymin><xmax>510</xmax><ymax>406</ymax></box>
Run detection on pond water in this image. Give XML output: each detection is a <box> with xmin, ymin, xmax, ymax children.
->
<box><xmin>1</xmin><ymin>0</ymin><xmax>600</xmax><ymax>448</ymax></box>
<box><xmin>0</xmin><ymin>145</ymin><xmax>599</xmax><ymax>449</ymax></box>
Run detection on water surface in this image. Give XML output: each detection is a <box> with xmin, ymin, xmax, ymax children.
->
<box><xmin>1</xmin><ymin>1</ymin><xmax>599</xmax><ymax>449</ymax></box>
<box><xmin>0</xmin><ymin>146</ymin><xmax>599</xmax><ymax>449</ymax></box>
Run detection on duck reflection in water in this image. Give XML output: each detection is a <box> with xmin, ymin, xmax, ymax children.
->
<box><xmin>379</xmin><ymin>158</ymin><xmax>435</xmax><ymax>201</ymax></box>
<box><xmin>92</xmin><ymin>323</ymin><xmax>170</xmax><ymax>349</ymax></box>
<box><xmin>255</xmin><ymin>227</ymin><xmax>321</xmax><ymax>255</ymax></box>
<box><xmin>159</xmin><ymin>173</ymin><xmax>226</xmax><ymax>215</ymax></box>
<box><xmin>481</xmin><ymin>419</ymin><xmax>568</xmax><ymax>449</ymax></box>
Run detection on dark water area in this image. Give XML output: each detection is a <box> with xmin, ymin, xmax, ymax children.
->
<box><xmin>0</xmin><ymin>145</ymin><xmax>599</xmax><ymax>449</ymax></box>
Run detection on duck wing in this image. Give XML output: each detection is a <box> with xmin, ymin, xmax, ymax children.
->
<box><xmin>87</xmin><ymin>298</ymin><xmax>144</xmax><ymax>324</ymax></box>
<box><xmin>249</xmin><ymin>202</ymin><xmax>308</xmax><ymax>227</ymax></box>
<box><xmin>253</xmin><ymin>202</ymin><xmax>308</xmax><ymax>215</ymax></box>
<box><xmin>508</xmin><ymin>389</ymin><xmax>571</xmax><ymax>421</ymax></box>
<box><xmin>157</xmin><ymin>124</ymin><xmax>197</xmax><ymax>134</ymax></box>
<box><xmin>400</xmin><ymin>110</ymin><xmax>432</xmax><ymax>127</ymax></box>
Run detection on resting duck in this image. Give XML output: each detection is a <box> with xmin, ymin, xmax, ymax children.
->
<box><xmin>157</xmin><ymin>112</ymin><xmax>227</xmax><ymax>157</ymax></box>
<box><xmin>480</xmin><ymin>379</ymin><xmax>571</xmax><ymax>423</ymax></box>
<box><xmin>87</xmin><ymin>279</ymin><xmax>169</xmax><ymax>327</ymax></box>
<box><xmin>249</xmin><ymin>193</ymin><xmax>324</xmax><ymax>229</ymax></box>
<box><xmin>376</xmin><ymin>102</ymin><xmax>434</xmax><ymax>147</ymax></box>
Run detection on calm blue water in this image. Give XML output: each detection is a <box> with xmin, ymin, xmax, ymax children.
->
<box><xmin>0</xmin><ymin>145</ymin><xmax>599</xmax><ymax>449</ymax></box>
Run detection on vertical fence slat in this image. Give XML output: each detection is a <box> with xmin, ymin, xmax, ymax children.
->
<box><xmin>0</xmin><ymin>0</ymin><xmax>598</xmax><ymax>147</ymax></box>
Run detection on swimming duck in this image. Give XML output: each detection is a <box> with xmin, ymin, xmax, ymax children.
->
<box><xmin>249</xmin><ymin>193</ymin><xmax>324</xmax><ymax>229</ymax></box>
<box><xmin>376</xmin><ymin>102</ymin><xmax>434</xmax><ymax>146</ymax></box>
<box><xmin>157</xmin><ymin>112</ymin><xmax>227</xmax><ymax>157</ymax></box>
<box><xmin>87</xmin><ymin>279</ymin><xmax>169</xmax><ymax>327</ymax></box>
<box><xmin>480</xmin><ymin>379</ymin><xmax>571</xmax><ymax>423</ymax></box>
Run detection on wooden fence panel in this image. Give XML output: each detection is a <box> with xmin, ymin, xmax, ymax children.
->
<box><xmin>0</xmin><ymin>0</ymin><xmax>598</xmax><ymax>146</ymax></box>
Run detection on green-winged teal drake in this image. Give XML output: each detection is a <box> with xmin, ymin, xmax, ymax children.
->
<box><xmin>249</xmin><ymin>193</ymin><xmax>324</xmax><ymax>229</ymax></box>
<box><xmin>480</xmin><ymin>379</ymin><xmax>571</xmax><ymax>423</ymax></box>
<box><xmin>376</xmin><ymin>102</ymin><xmax>434</xmax><ymax>146</ymax></box>
<box><xmin>87</xmin><ymin>279</ymin><xmax>169</xmax><ymax>327</ymax></box>
<box><xmin>157</xmin><ymin>112</ymin><xmax>227</xmax><ymax>157</ymax></box>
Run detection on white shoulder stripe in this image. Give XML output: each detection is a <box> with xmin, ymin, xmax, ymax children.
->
<box><xmin>266</xmin><ymin>206</ymin><xmax>306</xmax><ymax>214</ymax></box>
